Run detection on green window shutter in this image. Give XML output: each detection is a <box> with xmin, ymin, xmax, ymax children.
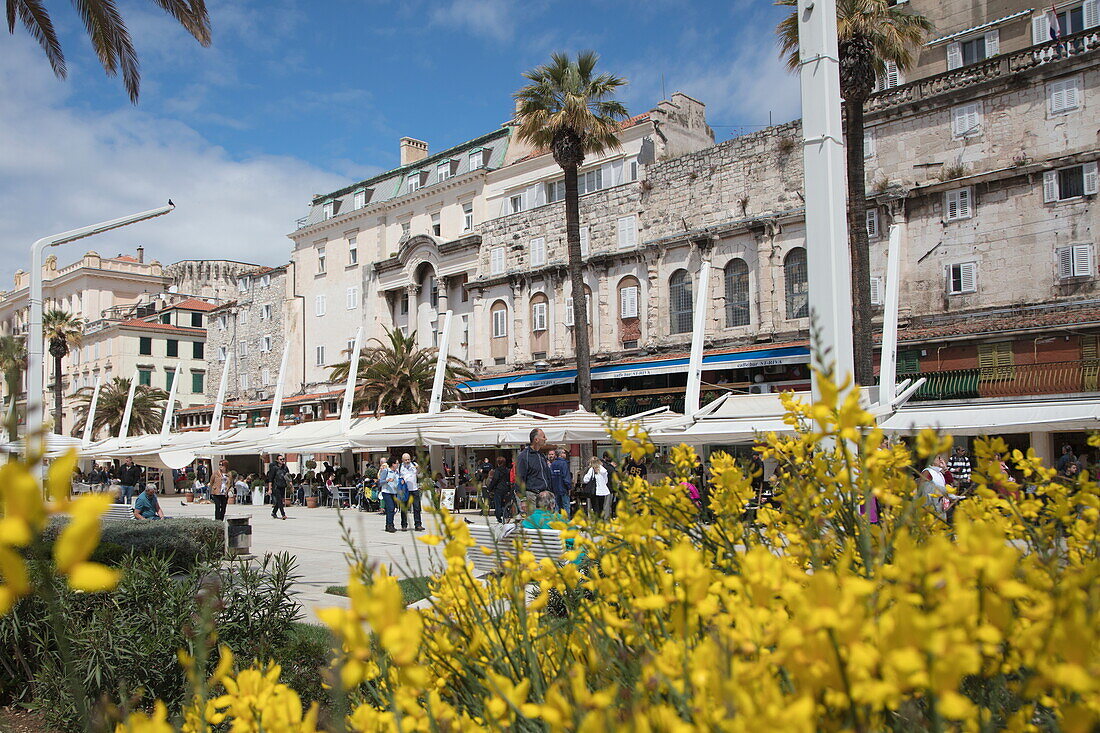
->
<box><xmin>138</xmin><ymin>369</ymin><xmax>151</xmax><ymax>387</ymax></box>
<box><xmin>977</xmin><ymin>342</ymin><xmax>1013</xmax><ymax>369</ymax></box>
<box><xmin>897</xmin><ymin>350</ymin><xmax>920</xmax><ymax>373</ymax></box>
<box><xmin>191</xmin><ymin>372</ymin><xmax>204</xmax><ymax>394</ymax></box>
<box><xmin>139</xmin><ymin>337</ymin><xmax>152</xmax><ymax>356</ymax></box>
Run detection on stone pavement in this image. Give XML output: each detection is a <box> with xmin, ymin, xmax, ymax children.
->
<box><xmin>166</xmin><ymin>498</ymin><xmax>453</xmax><ymax>622</ymax></box>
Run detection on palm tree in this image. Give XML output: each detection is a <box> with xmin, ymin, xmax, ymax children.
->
<box><xmin>42</xmin><ymin>309</ymin><xmax>84</xmax><ymax>434</ymax></box>
<box><xmin>777</xmin><ymin>0</ymin><xmax>931</xmax><ymax>385</ymax></box>
<box><xmin>328</xmin><ymin>327</ymin><xmax>474</xmax><ymax>416</ymax></box>
<box><xmin>514</xmin><ymin>51</ymin><xmax>629</xmax><ymax>410</ymax></box>
<box><xmin>72</xmin><ymin>376</ymin><xmax>167</xmax><ymax>439</ymax></box>
<box><xmin>0</xmin><ymin>334</ymin><xmax>26</xmax><ymax>434</ymax></box>
<box><xmin>6</xmin><ymin>0</ymin><xmax>211</xmax><ymax>102</ymax></box>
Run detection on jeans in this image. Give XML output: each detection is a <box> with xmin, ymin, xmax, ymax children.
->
<box><xmin>120</xmin><ymin>484</ymin><xmax>135</xmax><ymax>505</ymax></box>
<box><xmin>212</xmin><ymin>494</ymin><xmax>228</xmax><ymax>521</ymax></box>
<box><xmin>271</xmin><ymin>491</ymin><xmax>286</xmax><ymax>518</ymax></box>
<box><xmin>403</xmin><ymin>490</ymin><xmax>423</xmax><ymax>529</ymax></box>
<box><xmin>383</xmin><ymin>492</ymin><xmax>397</xmax><ymax>529</ymax></box>
<box><xmin>554</xmin><ymin>487</ymin><xmax>571</xmax><ymax>516</ymax></box>
<box><xmin>493</xmin><ymin>486</ymin><xmax>514</xmax><ymax>522</ymax></box>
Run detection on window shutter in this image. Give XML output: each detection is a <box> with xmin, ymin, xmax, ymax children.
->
<box><xmin>579</xmin><ymin>227</ymin><xmax>590</xmax><ymax>256</ymax></box>
<box><xmin>958</xmin><ymin>187</ymin><xmax>971</xmax><ymax>218</ymax></box>
<box><xmin>1058</xmin><ymin>246</ymin><xmax>1075</xmax><ymax>279</ymax></box>
<box><xmin>870</xmin><ymin>277</ymin><xmax>883</xmax><ymax>305</ymax></box>
<box><xmin>565</xmin><ymin>298</ymin><xmax>574</xmax><ymax>326</ymax></box>
<box><xmin>609</xmin><ymin>159</ymin><xmax>624</xmax><ymax>186</ymax></box>
<box><xmin>978</xmin><ymin>342</ymin><xmax>1013</xmax><ymax>370</ymax></box>
<box><xmin>960</xmin><ymin>262</ymin><xmax>977</xmax><ymax>292</ymax></box>
<box><xmin>532</xmin><ymin>302</ymin><xmax>547</xmax><ymax>331</ymax></box>
<box><xmin>620</xmin><ymin>286</ymin><xmax>639</xmax><ymax>318</ymax></box>
<box><xmin>1083</xmin><ymin>162</ymin><xmax>1099</xmax><ymax>195</ymax></box>
<box><xmin>865</xmin><ymin>208</ymin><xmax>879</xmax><ymax>238</ymax></box>
<box><xmin>617</xmin><ymin>216</ymin><xmax>637</xmax><ymax>248</ymax></box>
<box><xmin>1043</xmin><ymin>170</ymin><xmax>1059</xmax><ymax>202</ymax></box>
<box><xmin>1074</xmin><ymin>244</ymin><xmax>1095</xmax><ymax>277</ymax></box>
<box><xmin>1085</xmin><ymin>0</ymin><xmax>1099</xmax><ymax>29</ymax></box>
<box><xmin>864</xmin><ymin>129</ymin><xmax>875</xmax><ymax>159</ymax></box>
<box><xmin>1032</xmin><ymin>12</ymin><xmax>1050</xmax><ymax>44</ymax></box>
<box><xmin>491</xmin><ymin>246</ymin><xmax>505</xmax><ymax>274</ymax></box>
<box><xmin>1064</xmin><ymin>78</ymin><xmax>1080</xmax><ymax>111</ymax></box>
<box><xmin>897</xmin><ymin>350</ymin><xmax>920</xmax><ymax>373</ymax></box>
<box><xmin>947</xmin><ymin>42</ymin><xmax>963</xmax><ymax>70</ymax></box>
<box><xmin>885</xmin><ymin>61</ymin><xmax>900</xmax><ymax>88</ymax></box>
<box><xmin>984</xmin><ymin>30</ymin><xmax>999</xmax><ymax>56</ymax></box>
<box><xmin>530</xmin><ymin>237</ymin><xmax>545</xmax><ymax>267</ymax></box>
<box><xmin>528</xmin><ymin>182</ymin><xmax>545</xmax><ymax>208</ymax></box>
<box><xmin>1082</xmin><ymin>334</ymin><xmax>1099</xmax><ymax>361</ymax></box>
<box><xmin>1049</xmin><ymin>81</ymin><xmax>1066</xmax><ymax>114</ymax></box>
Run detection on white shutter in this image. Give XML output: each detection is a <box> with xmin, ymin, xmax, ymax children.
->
<box><xmin>984</xmin><ymin>30</ymin><xmax>999</xmax><ymax>57</ymax></box>
<box><xmin>870</xmin><ymin>277</ymin><xmax>884</xmax><ymax>305</ymax></box>
<box><xmin>1033</xmin><ymin>12</ymin><xmax>1050</xmax><ymax>44</ymax></box>
<box><xmin>1074</xmin><ymin>244</ymin><xmax>1095</xmax><ymax>277</ymax></box>
<box><xmin>947</xmin><ymin>42</ymin><xmax>963</xmax><ymax>70</ymax></box>
<box><xmin>565</xmin><ymin>298</ymin><xmax>574</xmax><ymax>326</ymax></box>
<box><xmin>885</xmin><ymin>61</ymin><xmax>900</xmax><ymax>88</ymax></box>
<box><xmin>865</xmin><ymin>208</ymin><xmax>880</xmax><ymax>238</ymax></box>
<box><xmin>490</xmin><ymin>246</ymin><xmax>505</xmax><ymax>274</ymax></box>
<box><xmin>530</xmin><ymin>237</ymin><xmax>546</xmax><ymax>267</ymax></box>
<box><xmin>620</xmin><ymin>286</ymin><xmax>639</xmax><ymax>318</ymax></box>
<box><xmin>1084</xmin><ymin>0</ymin><xmax>1099</xmax><ymax>29</ymax></box>
<box><xmin>960</xmin><ymin>262</ymin><xmax>977</xmax><ymax>292</ymax></box>
<box><xmin>532</xmin><ymin>302</ymin><xmax>547</xmax><ymax>331</ymax></box>
<box><xmin>864</xmin><ymin>129</ymin><xmax>875</xmax><ymax>159</ymax></box>
<box><xmin>579</xmin><ymin>226</ymin><xmax>590</xmax><ymax>257</ymax></box>
<box><xmin>1084</xmin><ymin>162</ymin><xmax>1099</xmax><ymax>195</ymax></box>
<box><xmin>945</xmin><ymin>188</ymin><xmax>972</xmax><ymax>220</ymax></box>
<box><xmin>617</xmin><ymin>215</ymin><xmax>637</xmax><ymax>249</ymax></box>
<box><xmin>958</xmin><ymin>187</ymin><xmax>972</xmax><ymax>218</ymax></box>
<box><xmin>1044</xmin><ymin>170</ymin><xmax>1059</xmax><ymax>202</ymax></box>
<box><xmin>1049</xmin><ymin>81</ymin><xmax>1067</xmax><ymax>114</ymax></box>
<box><xmin>528</xmin><ymin>182</ymin><xmax>545</xmax><ymax>208</ymax></box>
<box><xmin>1064</xmin><ymin>79</ymin><xmax>1081</xmax><ymax>111</ymax></box>
<box><xmin>609</xmin><ymin>159</ymin><xmax>625</xmax><ymax>186</ymax></box>
<box><xmin>315</xmin><ymin>294</ymin><xmax>325</xmax><ymax>316</ymax></box>
<box><xmin>951</xmin><ymin>106</ymin><xmax>966</xmax><ymax>137</ymax></box>
<box><xmin>1058</xmin><ymin>246</ymin><xmax>1075</xmax><ymax>279</ymax></box>
<box><xmin>953</xmin><ymin>103</ymin><xmax>980</xmax><ymax>137</ymax></box>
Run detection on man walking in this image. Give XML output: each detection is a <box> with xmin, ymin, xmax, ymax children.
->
<box><xmin>398</xmin><ymin>453</ymin><xmax>424</xmax><ymax>531</ymax></box>
<box><xmin>266</xmin><ymin>455</ymin><xmax>291</xmax><ymax>520</ymax></box>
<box><xmin>516</xmin><ymin>428</ymin><xmax>552</xmax><ymax>513</ymax></box>
<box><xmin>947</xmin><ymin>445</ymin><xmax>972</xmax><ymax>490</ymax></box>
<box><xmin>549</xmin><ymin>448</ymin><xmax>573</xmax><ymax>517</ymax></box>
<box><xmin>118</xmin><ymin>457</ymin><xmax>143</xmax><ymax>506</ymax></box>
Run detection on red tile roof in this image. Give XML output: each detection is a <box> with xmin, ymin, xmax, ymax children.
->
<box><xmin>178</xmin><ymin>388</ymin><xmax>344</xmax><ymax>413</ymax></box>
<box><xmin>163</xmin><ymin>297</ymin><xmax>218</xmax><ymax>312</ymax></box>
<box><xmin>118</xmin><ymin>319</ymin><xmax>205</xmax><ymax>335</ymax></box>
<box><xmin>894</xmin><ymin>306</ymin><xmax>1100</xmax><ymax>343</ymax></box>
<box><xmin>114</xmin><ymin>255</ymin><xmax>139</xmax><ymax>262</ymax></box>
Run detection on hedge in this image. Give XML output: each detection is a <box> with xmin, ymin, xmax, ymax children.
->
<box><xmin>43</xmin><ymin>517</ymin><xmax>225</xmax><ymax>573</ymax></box>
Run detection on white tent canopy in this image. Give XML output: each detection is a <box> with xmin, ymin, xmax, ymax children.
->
<box><xmin>450</xmin><ymin>410</ymin><xmax>551</xmax><ymax>446</ymax></box>
<box><xmin>350</xmin><ymin>408</ymin><xmax>500</xmax><ymax>449</ymax></box>
<box><xmin>1</xmin><ymin>433</ymin><xmax>84</xmax><ymax>459</ymax></box>
<box><xmin>880</xmin><ymin>397</ymin><xmax>1100</xmax><ymax>435</ymax></box>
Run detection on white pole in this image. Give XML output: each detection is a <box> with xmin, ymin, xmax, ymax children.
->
<box><xmin>118</xmin><ymin>369</ymin><xmax>139</xmax><ymax>441</ymax></box>
<box><xmin>798</xmin><ymin>0</ymin><xmax>856</xmax><ymax>402</ymax></box>
<box><xmin>27</xmin><ymin>203</ymin><xmax>174</xmax><ymax>441</ymax></box>
<box><xmin>340</xmin><ymin>327</ymin><xmax>364</xmax><ymax>430</ymax></box>
<box><xmin>268</xmin><ymin>340</ymin><xmax>291</xmax><ymax>433</ymax></box>
<box><xmin>81</xmin><ymin>374</ymin><xmax>102</xmax><ymax>445</ymax></box>
<box><xmin>428</xmin><ymin>310</ymin><xmax>453</xmax><ymax>414</ymax></box>
<box><xmin>878</xmin><ymin>224</ymin><xmax>902</xmax><ymax>407</ymax></box>
<box><xmin>683</xmin><ymin>259</ymin><xmax>712</xmax><ymax>416</ymax></box>
<box><xmin>210</xmin><ymin>351</ymin><xmax>233</xmax><ymax>434</ymax></box>
<box><xmin>161</xmin><ymin>364</ymin><xmax>183</xmax><ymax>436</ymax></box>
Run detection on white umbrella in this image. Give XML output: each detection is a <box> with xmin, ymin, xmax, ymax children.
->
<box><xmin>1</xmin><ymin>433</ymin><xmax>84</xmax><ymax>459</ymax></box>
<box><xmin>450</xmin><ymin>410</ymin><xmax>551</xmax><ymax>446</ymax></box>
<box><xmin>501</xmin><ymin>407</ymin><xmax>611</xmax><ymax>444</ymax></box>
<box><xmin>349</xmin><ymin>408</ymin><xmax>500</xmax><ymax>449</ymax></box>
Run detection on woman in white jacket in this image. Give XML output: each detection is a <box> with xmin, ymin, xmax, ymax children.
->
<box><xmin>583</xmin><ymin>456</ymin><xmax>611</xmax><ymax>519</ymax></box>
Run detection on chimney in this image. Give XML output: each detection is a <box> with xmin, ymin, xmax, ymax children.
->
<box><xmin>136</xmin><ymin>246</ymin><xmax>144</xmax><ymax>263</ymax></box>
<box><xmin>400</xmin><ymin>137</ymin><xmax>429</xmax><ymax>166</ymax></box>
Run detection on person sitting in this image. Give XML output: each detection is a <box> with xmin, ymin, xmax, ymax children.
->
<box><xmin>234</xmin><ymin>473</ymin><xmax>250</xmax><ymax>504</ymax></box>
<box><xmin>133</xmin><ymin>483</ymin><xmax>165</xmax><ymax>520</ymax></box>
<box><xmin>522</xmin><ymin>491</ymin><xmax>565</xmax><ymax>529</ymax></box>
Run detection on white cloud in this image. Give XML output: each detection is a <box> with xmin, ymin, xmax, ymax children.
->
<box><xmin>429</xmin><ymin>0</ymin><xmax>516</xmax><ymax>43</ymax></box>
<box><xmin>0</xmin><ymin>37</ymin><xmax>345</xmax><ymax>284</ymax></box>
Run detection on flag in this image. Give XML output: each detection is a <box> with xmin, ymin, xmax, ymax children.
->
<box><xmin>1048</xmin><ymin>5</ymin><xmax>1063</xmax><ymax>42</ymax></box>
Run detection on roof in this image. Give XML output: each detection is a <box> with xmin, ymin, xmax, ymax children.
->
<box><xmin>925</xmin><ymin>8</ymin><xmax>1034</xmax><ymax>47</ymax></box>
<box><xmin>161</xmin><ymin>297</ymin><xmax>218</xmax><ymax>313</ymax></box>
<box><xmin>897</xmin><ymin>304</ymin><xmax>1100</xmax><ymax>343</ymax></box>
<box><xmin>508</xmin><ymin>112</ymin><xmax>653</xmax><ymax>166</ymax></box>
<box><xmin>117</xmin><ymin>319</ymin><xmax>205</xmax><ymax>335</ymax></box>
<box><xmin>114</xmin><ymin>255</ymin><xmax>139</xmax><ymax>263</ymax></box>
<box><xmin>252</xmin><ymin>264</ymin><xmax>288</xmax><ymax>277</ymax></box>
<box><xmin>178</xmin><ymin>388</ymin><xmax>345</xmax><ymax>414</ymax></box>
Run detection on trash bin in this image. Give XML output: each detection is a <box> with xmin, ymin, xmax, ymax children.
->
<box><xmin>225</xmin><ymin>516</ymin><xmax>252</xmax><ymax>557</ymax></box>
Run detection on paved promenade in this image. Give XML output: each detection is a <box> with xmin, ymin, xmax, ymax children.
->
<box><xmin>167</xmin><ymin>499</ymin><xmax>452</xmax><ymax>621</ymax></box>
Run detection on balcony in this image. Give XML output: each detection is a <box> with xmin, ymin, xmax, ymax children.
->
<box><xmin>899</xmin><ymin>360</ymin><xmax>1099</xmax><ymax>402</ymax></box>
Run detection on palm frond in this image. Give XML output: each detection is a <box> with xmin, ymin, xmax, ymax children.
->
<box><xmin>7</xmin><ymin>0</ymin><xmax>66</xmax><ymax>78</ymax></box>
<box><xmin>72</xmin><ymin>376</ymin><xmax>167</xmax><ymax>438</ymax></box>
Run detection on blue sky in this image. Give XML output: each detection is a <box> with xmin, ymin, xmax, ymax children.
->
<box><xmin>0</xmin><ymin>0</ymin><xmax>800</xmax><ymax>278</ymax></box>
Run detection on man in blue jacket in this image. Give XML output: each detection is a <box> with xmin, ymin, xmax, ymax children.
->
<box><xmin>515</xmin><ymin>428</ymin><xmax>552</xmax><ymax>513</ymax></box>
<box><xmin>549</xmin><ymin>449</ymin><xmax>573</xmax><ymax>517</ymax></box>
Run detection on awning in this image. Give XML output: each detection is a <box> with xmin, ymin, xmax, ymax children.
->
<box><xmin>880</xmin><ymin>398</ymin><xmax>1100</xmax><ymax>435</ymax></box>
<box><xmin>451</xmin><ymin>411</ymin><xmax>552</xmax><ymax>446</ymax></box>
<box><xmin>349</xmin><ymin>408</ymin><xmax>500</xmax><ymax>448</ymax></box>
<box><xmin>458</xmin><ymin>345</ymin><xmax>809</xmax><ymax>393</ymax></box>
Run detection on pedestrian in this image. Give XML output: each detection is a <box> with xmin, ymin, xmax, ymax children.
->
<box><xmin>117</xmin><ymin>457</ymin><xmax>143</xmax><ymax>506</ymax></box>
<box><xmin>919</xmin><ymin>455</ymin><xmax>961</xmax><ymax>522</ymax></box>
<box><xmin>398</xmin><ymin>453</ymin><xmax>425</xmax><ymax>531</ymax></box>
<box><xmin>516</xmin><ymin>428</ymin><xmax>552</xmax><ymax>512</ymax></box>
<box><xmin>583</xmin><ymin>455</ymin><xmax>611</xmax><ymax>519</ymax></box>
<box><xmin>210</xmin><ymin>459</ymin><xmax>230</xmax><ymax>521</ymax></box>
<box><xmin>266</xmin><ymin>454</ymin><xmax>291</xmax><ymax>520</ymax></box>
<box><xmin>1056</xmin><ymin>445</ymin><xmax>1077</xmax><ymax>475</ymax></box>
<box><xmin>234</xmin><ymin>472</ymin><xmax>251</xmax><ymax>504</ymax></box>
<box><xmin>133</xmin><ymin>483</ymin><xmax>165</xmax><ymax>520</ymax></box>
<box><xmin>947</xmin><ymin>444</ymin><xmax>972</xmax><ymax>490</ymax></box>
<box><xmin>379</xmin><ymin>456</ymin><xmax>400</xmax><ymax>532</ymax></box>
<box><xmin>487</xmin><ymin>455</ymin><xmax>513</xmax><ymax>523</ymax></box>
<box><xmin>549</xmin><ymin>448</ymin><xmax>573</xmax><ymax>517</ymax></box>
<box><xmin>194</xmin><ymin>460</ymin><xmax>210</xmax><ymax>501</ymax></box>
<box><xmin>478</xmin><ymin>457</ymin><xmax>493</xmax><ymax>485</ymax></box>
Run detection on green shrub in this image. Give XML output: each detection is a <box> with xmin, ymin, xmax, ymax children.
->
<box><xmin>42</xmin><ymin>517</ymin><xmax>225</xmax><ymax>573</ymax></box>
<box><xmin>273</xmin><ymin>622</ymin><xmax>333</xmax><ymax>705</ymax></box>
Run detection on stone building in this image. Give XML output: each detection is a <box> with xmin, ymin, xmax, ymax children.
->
<box><xmin>164</xmin><ymin>259</ymin><xmax>264</xmax><ymax>302</ymax></box>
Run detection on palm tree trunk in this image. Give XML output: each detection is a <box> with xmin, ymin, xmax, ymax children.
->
<box><xmin>844</xmin><ymin>100</ymin><xmax>875</xmax><ymax>386</ymax></box>
<box><xmin>564</xmin><ymin>163</ymin><xmax>592</xmax><ymax>410</ymax></box>
<box><xmin>52</xmin><ymin>354</ymin><xmax>63</xmax><ymax>434</ymax></box>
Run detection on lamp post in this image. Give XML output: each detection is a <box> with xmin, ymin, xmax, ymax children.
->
<box><xmin>27</xmin><ymin>203</ymin><xmax>174</xmax><ymax>443</ymax></box>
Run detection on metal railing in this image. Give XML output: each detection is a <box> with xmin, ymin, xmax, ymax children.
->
<box><xmin>899</xmin><ymin>360</ymin><xmax>1100</xmax><ymax>402</ymax></box>
<box><xmin>867</xmin><ymin>28</ymin><xmax>1100</xmax><ymax>114</ymax></box>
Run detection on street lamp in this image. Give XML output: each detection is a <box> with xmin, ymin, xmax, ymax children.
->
<box><xmin>27</xmin><ymin>203</ymin><xmax>175</xmax><ymax>442</ymax></box>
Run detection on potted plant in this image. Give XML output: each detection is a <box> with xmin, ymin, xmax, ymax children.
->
<box><xmin>305</xmin><ymin>460</ymin><xmax>319</xmax><ymax>508</ymax></box>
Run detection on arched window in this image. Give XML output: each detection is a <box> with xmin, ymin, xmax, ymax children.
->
<box><xmin>490</xmin><ymin>299</ymin><xmax>509</xmax><ymax>363</ymax></box>
<box><xmin>669</xmin><ymin>270</ymin><xmax>693</xmax><ymax>334</ymax></box>
<box><xmin>724</xmin><ymin>259</ymin><xmax>750</xmax><ymax>328</ymax></box>
<box><xmin>617</xmin><ymin>276</ymin><xmax>642</xmax><ymax>347</ymax></box>
<box><xmin>785</xmin><ymin>248</ymin><xmax>808</xmax><ymax>319</ymax></box>
<box><xmin>530</xmin><ymin>293</ymin><xmax>549</xmax><ymax>356</ymax></box>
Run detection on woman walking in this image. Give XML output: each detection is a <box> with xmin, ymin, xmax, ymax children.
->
<box><xmin>583</xmin><ymin>456</ymin><xmax>611</xmax><ymax>520</ymax></box>
<box><xmin>378</xmin><ymin>456</ymin><xmax>400</xmax><ymax>533</ymax></box>
<box><xmin>487</xmin><ymin>456</ymin><xmax>513</xmax><ymax>524</ymax></box>
<box><xmin>210</xmin><ymin>459</ymin><xmax>230</xmax><ymax>521</ymax></box>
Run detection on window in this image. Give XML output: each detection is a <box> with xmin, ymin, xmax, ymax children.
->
<box><xmin>239</xmin><ymin>310</ymin><xmax>248</xmax><ymax>327</ymax></box>
<box><xmin>407</xmin><ymin>174</ymin><xmax>421</xmax><ymax>193</ymax></box>
<box><xmin>530</xmin><ymin>237</ymin><xmax>546</xmax><ymax>267</ymax></box>
<box><xmin>429</xmin><ymin>277</ymin><xmax>439</xmax><ymax>308</ymax></box>
<box><xmin>952</xmin><ymin>102</ymin><xmax>982</xmax><ymax>138</ymax></box>
<box><xmin>1033</xmin><ymin>4</ymin><xmax>1096</xmax><ymax>44</ymax></box>
<box><xmin>724</xmin><ymin>259</ymin><xmax>750</xmax><ymax>327</ymax></box>
<box><xmin>239</xmin><ymin>374</ymin><xmax>250</xmax><ymax>391</ymax></box>
<box><xmin>947</xmin><ymin>262</ymin><xmax>978</xmax><ymax>294</ymax></box>
<box><xmin>346</xmin><ymin>286</ymin><xmax>359</xmax><ymax>310</ymax></box>
<box><xmin>161</xmin><ymin>313</ymin><xmax>171</xmax><ymax>324</ymax></box>
<box><xmin>218</xmin><ymin>345</ymin><xmax>228</xmax><ymax>362</ymax></box>
<box><xmin>400</xmin><ymin>293</ymin><xmax>409</xmax><ymax>315</ymax></box>
<box><xmin>947</xmin><ymin>31</ymin><xmax>998</xmax><ymax>70</ymax></box>
<box><xmin>546</xmin><ymin>180</ymin><xmax>565</xmax><ymax>204</ymax></box>
<box><xmin>469</xmin><ymin>150</ymin><xmax>484</xmax><ymax>170</ymax></box>
<box><xmin>348</xmin><ymin>236</ymin><xmax>358</xmax><ymax>265</ymax></box>
<box><xmin>260</xmin><ymin>304</ymin><xmax>272</xmax><ymax>321</ymax></box>
<box><xmin>1058</xmin><ymin>244</ymin><xmax>1095</xmax><ymax>278</ymax></box>
<box><xmin>218</xmin><ymin>315</ymin><xmax>227</xmax><ymax>331</ymax></box>
<box><xmin>166</xmin><ymin>339</ymin><xmax>179</xmax><ymax>358</ymax></box>
<box><xmin>944</xmin><ymin>188</ymin><xmax>973</xmax><ymax>221</ymax></box>
<box><xmin>785</xmin><ymin>248</ymin><xmax>809</xmax><ymax>319</ymax></box>
<box><xmin>978</xmin><ymin>342</ymin><xmax>1014</xmax><ymax>381</ymax></box>
<box><xmin>866</xmin><ymin>208</ymin><xmax>881</xmax><ymax>239</ymax></box>
<box><xmin>462</xmin><ymin>202</ymin><xmax>474</xmax><ymax>231</ymax></box>
<box><xmin>317</xmin><ymin>246</ymin><xmax>326</xmax><ymax>274</ymax></box>
<box><xmin>565</xmin><ymin>292</ymin><xmax>591</xmax><ymax>326</ymax></box>
<box><xmin>166</xmin><ymin>369</ymin><xmax>175</xmax><ymax>391</ymax></box>
<box><xmin>871</xmin><ymin>277</ymin><xmax>884</xmax><ymax>306</ymax></box>
<box><xmin>138</xmin><ymin>369</ymin><xmax>151</xmax><ymax>387</ymax></box>
<box><xmin>620</xmin><ymin>284</ymin><xmax>639</xmax><ymax>319</ymax></box>
<box><xmin>139</xmin><ymin>337</ymin><xmax>152</xmax><ymax>356</ymax></box>
<box><xmin>491</xmin><ymin>303</ymin><xmax>508</xmax><ymax>338</ymax></box>
<box><xmin>191</xmin><ymin>372</ymin><xmax>203</xmax><ymax>394</ymax></box>
<box><xmin>1048</xmin><ymin>77</ymin><xmax>1082</xmax><ymax>115</ymax></box>
<box><xmin>669</xmin><ymin>270</ymin><xmax>693</xmax><ymax>334</ymax></box>
<box><xmin>430</xmin><ymin>212</ymin><xmax>441</xmax><ymax>237</ymax></box>
<box><xmin>260</xmin><ymin>274</ymin><xmax>271</xmax><ymax>288</ymax></box>
<box><xmin>261</xmin><ymin>335</ymin><xmax>272</xmax><ymax>353</ymax></box>
<box><xmin>315</xmin><ymin>345</ymin><xmax>326</xmax><ymax>366</ymax></box>
<box><xmin>617</xmin><ymin>215</ymin><xmax>637</xmax><ymax>249</ymax></box>
<box><xmin>531</xmin><ymin>299</ymin><xmax>548</xmax><ymax>331</ymax></box>
<box><xmin>875</xmin><ymin>61</ymin><xmax>901</xmax><ymax>91</ymax></box>
<box><xmin>580</xmin><ymin>226</ymin><xmax>590</xmax><ymax>257</ymax></box>
<box><xmin>509</xmin><ymin>194</ymin><xmax>524</xmax><ymax>214</ymax></box>
<box><xmin>261</xmin><ymin>368</ymin><xmax>272</xmax><ymax>386</ymax></box>
<box><xmin>1044</xmin><ymin>163</ymin><xmax>1098</xmax><ymax>201</ymax></box>
<box><xmin>237</xmin><ymin>277</ymin><xmax>249</xmax><ymax>293</ymax></box>
<box><xmin>238</xmin><ymin>341</ymin><xmax>247</xmax><ymax>357</ymax></box>
<box><xmin>353</xmin><ymin>189</ymin><xmax>367</xmax><ymax>209</ymax></box>
<box><xmin>490</xmin><ymin>246</ymin><xmax>505</xmax><ymax>275</ymax></box>
<box><xmin>346</xmin><ymin>339</ymin><xmax>356</xmax><ymax>356</ymax></box>
<box><xmin>322</xmin><ymin>201</ymin><xmax>334</xmax><ymax>220</ymax></box>
<box><xmin>864</xmin><ymin>130</ymin><xmax>875</xmax><ymax>159</ymax></box>
<box><xmin>401</xmin><ymin>221</ymin><xmax>411</xmax><ymax>239</ymax></box>
<box><xmin>437</xmin><ymin>161</ymin><xmax>452</xmax><ymax>182</ymax></box>
<box><xmin>315</xmin><ymin>294</ymin><xmax>326</xmax><ymax>317</ymax></box>
<box><xmin>578</xmin><ymin>167</ymin><xmax>603</xmax><ymax>195</ymax></box>
<box><xmin>193</xmin><ymin>341</ymin><xmax>203</xmax><ymax>359</ymax></box>
<box><xmin>629</xmin><ymin>158</ymin><xmax>639</xmax><ymax>182</ymax></box>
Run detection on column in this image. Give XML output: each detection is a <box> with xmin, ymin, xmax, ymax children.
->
<box><xmin>406</xmin><ymin>284</ymin><xmax>421</xmax><ymax>346</ymax></box>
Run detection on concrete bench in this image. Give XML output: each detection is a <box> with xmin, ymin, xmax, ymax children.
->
<box><xmin>464</xmin><ymin>523</ymin><xmax>569</xmax><ymax>575</ymax></box>
<box><xmin>103</xmin><ymin>504</ymin><xmax>136</xmax><ymax>521</ymax></box>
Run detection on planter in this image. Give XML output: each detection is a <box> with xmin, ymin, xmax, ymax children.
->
<box><xmin>185</xmin><ymin>491</ymin><xmax>194</xmax><ymax>503</ymax></box>
<box><xmin>306</xmin><ymin>495</ymin><xmax>318</xmax><ymax>509</ymax></box>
